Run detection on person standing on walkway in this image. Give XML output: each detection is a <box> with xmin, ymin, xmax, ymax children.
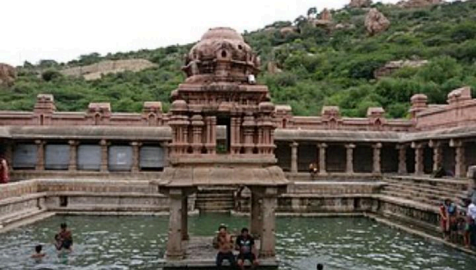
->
<box><xmin>0</xmin><ymin>157</ymin><xmax>9</xmax><ymax>184</ymax></box>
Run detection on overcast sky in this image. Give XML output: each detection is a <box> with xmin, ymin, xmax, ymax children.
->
<box><xmin>1</xmin><ymin>0</ymin><xmax>402</xmax><ymax>66</ymax></box>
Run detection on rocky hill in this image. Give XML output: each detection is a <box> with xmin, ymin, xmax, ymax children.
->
<box><xmin>0</xmin><ymin>0</ymin><xmax>475</xmax><ymax>118</ymax></box>
<box><xmin>60</xmin><ymin>59</ymin><xmax>157</xmax><ymax>81</ymax></box>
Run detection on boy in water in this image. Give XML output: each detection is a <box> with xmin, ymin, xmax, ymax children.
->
<box><xmin>31</xmin><ymin>244</ymin><xmax>46</xmax><ymax>259</ymax></box>
<box><xmin>236</xmin><ymin>228</ymin><xmax>259</xmax><ymax>270</ymax></box>
<box><xmin>215</xmin><ymin>225</ymin><xmax>236</xmax><ymax>269</ymax></box>
<box><xmin>55</xmin><ymin>223</ymin><xmax>73</xmax><ymax>252</ymax></box>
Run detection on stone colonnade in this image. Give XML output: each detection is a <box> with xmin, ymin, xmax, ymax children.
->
<box><xmin>289</xmin><ymin>142</ymin><xmax>383</xmax><ymax>175</ymax></box>
<box><xmin>288</xmin><ymin>139</ymin><xmax>470</xmax><ymax>178</ymax></box>
<box><xmin>11</xmin><ymin>139</ymin><xmax>168</xmax><ymax>173</ymax></box>
<box><xmin>165</xmin><ymin>186</ymin><xmax>279</xmax><ymax>259</ymax></box>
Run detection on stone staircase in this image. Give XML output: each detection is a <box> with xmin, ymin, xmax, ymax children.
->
<box><xmin>195</xmin><ymin>187</ymin><xmax>236</xmax><ymax>213</ymax></box>
<box><xmin>381</xmin><ymin>176</ymin><xmax>469</xmax><ymax>209</ymax></box>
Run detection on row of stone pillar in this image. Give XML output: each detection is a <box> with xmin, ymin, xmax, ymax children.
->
<box><xmin>400</xmin><ymin>139</ymin><xmax>466</xmax><ymax>177</ymax></box>
<box><xmin>290</xmin><ymin>142</ymin><xmax>382</xmax><ymax>175</ymax></box>
<box><xmin>22</xmin><ymin>139</ymin><xmax>168</xmax><ymax>173</ymax></box>
<box><xmin>289</xmin><ymin>140</ymin><xmax>467</xmax><ymax>177</ymax></box>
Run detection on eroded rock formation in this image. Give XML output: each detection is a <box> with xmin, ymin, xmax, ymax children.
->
<box><xmin>280</xmin><ymin>26</ymin><xmax>298</xmax><ymax>36</ymax></box>
<box><xmin>310</xmin><ymin>8</ymin><xmax>333</xmax><ymax>28</ymax></box>
<box><xmin>349</xmin><ymin>0</ymin><xmax>373</xmax><ymax>8</ymax></box>
<box><xmin>0</xmin><ymin>63</ymin><xmax>16</xmax><ymax>86</ymax></box>
<box><xmin>374</xmin><ymin>60</ymin><xmax>428</xmax><ymax>78</ymax></box>
<box><xmin>60</xmin><ymin>59</ymin><xmax>156</xmax><ymax>81</ymax></box>
<box><xmin>365</xmin><ymin>8</ymin><xmax>390</xmax><ymax>35</ymax></box>
<box><xmin>397</xmin><ymin>0</ymin><xmax>443</xmax><ymax>9</ymax></box>
<box><xmin>267</xmin><ymin>62</ymin><xmax>282</xmax><ymax>74</ymax></box>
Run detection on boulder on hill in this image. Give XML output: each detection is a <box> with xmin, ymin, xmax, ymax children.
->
<box><xmin>349</xmin><ymin>0</ymin><xmax>373</xmax><ymax>8</ymax></box>
<box><xmin>280</xmin><ymin>26</ymin><xmax>298</xmax><ymax>36</ymax></box>
<box><xmin>365</xmin><ymin>8</ymin><xmax>390</xmax><ymax>35</ymax></box>
<box><xmin>309</xmin><ymin>8</ymin><xmax>333</xmax><ymax>28</ymax></box>
<box><xmin>0</xmin><ymin>63</ymin><xmax>16</xmax><ymax>86</ymax></box>
<box><xmin>397</xmin><ymin>0</ymin><xmax>443</xmax><ymax>9</ymax></box>
<box><xmin>374</xmin><ymin>60</ymin><xmax>428</xmax><ymax>78</ymax></box>
<box><xmin>267</xmin><ymin>62</ymin><xmax>282</xmax><ymax>74</ymax></box>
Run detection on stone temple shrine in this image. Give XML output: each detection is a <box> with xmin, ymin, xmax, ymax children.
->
<box><xmin>1</xmin><ymin>27</ymin><xmax>476</xmax><ymax>268</ymax></box>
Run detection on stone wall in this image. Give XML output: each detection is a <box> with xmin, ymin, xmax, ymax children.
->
<box><xmin>0</xmin><ymin>179</ymin><xmax>168</xmax><ymax>230</ymax></box>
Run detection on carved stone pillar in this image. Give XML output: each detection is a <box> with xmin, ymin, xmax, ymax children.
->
<box><xmin>318</xmin><ymin>143</ymin><xmax>328</xmax><ymax>176</ymax></box>
<box><xmin>35</xmin><ymin>140</ymin><xmax>45</xmax><ymax>171</ymax></box>
<box><xmin>345</xmin><ymin>144</ymin><xmax>355</xmax><ymax>174</ymax></box>
<box><xmin>373</xmin><ymin>143</ymin><xmax>382</xmax><ymax>175</ymax></box>
<box><xmin>205</xmin><ymin>116</ymin><xmax>217</xmax><ymax>154</ymax></box>
<box><xmin>290</xmin><ymin>142</ymin><xmax>298</xmax><ymax>174</ymax></box>
<box><xmin>68</xmin><ymin>140</ymin><xmax>78</xmax><ymax>171</ymax></box>
<box><xmin>260</xmin><ymin>187</ymin><xmax>277</xmax><ymax>258</ymax></box>
<box><xmin>451</xmin><ymin>139</ymin><xmax>466</xmax><ymax>178</ymax></box>
<box><xmin>412</xmin><ymin>142</ymin><xmax>424</xmax><ymax>175</ymax></box>
<box><xmin>230</xmin><ymin>116</ymin><xmax>241</xmax><ymax>154</ymax></box>
<box><xmin>396</xmin><ymin>145</ymin><xmax>407</xmax><ymax>174</ymax></box>
<box><xmin>429</xmin><ymin>140</ymin><xmax>442</xmax><ymax>172</ymax></box>
<box><xmin>250</xmin><ymin>191</ymin><xmax>262</xmax><ymax>238</ymax></box>
<box><xmin>242</xmin><ymin>114</ymin><xmax>256</xmax><ymax>154</ymax></box>
<box><xmin>181</xmin><ymin>196</ymin><xmax>189</xmax><ymax>241</ymax></box>
<box><xmin>166</xmin><ymin>188</ymin><xmax>184</xmax><ymax>259</ymax></box>
<box><xmin>100</xmin><ymin>139</ymin><xmax>109</xmax><ymax>172</ymax></box>
<box><xmin>191</xmin><ymin>115</ymin><xmax>204</xmax><ymax>154</ymax></box>
<box><xmin>130</xmin><ymin>141</ymin><xmax>141</xmax><ymax>173</ymax></box>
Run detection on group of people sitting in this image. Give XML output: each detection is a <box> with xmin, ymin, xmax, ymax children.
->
<box><xmin>31</xmin><ymin>223</ymin><xmax>74</xmax><ymax>259</ymax></box>
<box><xmin>440</xmin><ymin>198</ymin><xmax>476</xmax><ymax>248</ymax></box>
<box><xmin>214</xmin><ymin>225</ymin><xmax>259</xmax><ymax>270</ymax></box>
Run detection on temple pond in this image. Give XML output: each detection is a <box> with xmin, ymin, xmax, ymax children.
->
<box><xmin>0</xmin><ymin>214</ymin><xmax>475</xmax><ymax>270</ymax></box>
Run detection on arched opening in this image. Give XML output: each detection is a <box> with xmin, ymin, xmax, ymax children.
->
<box><xmin>221</xmin><ymin>50</ymin><xmax>227</xmax><ymax>58</ymax></box>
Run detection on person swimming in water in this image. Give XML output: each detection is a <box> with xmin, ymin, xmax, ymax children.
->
<box><xmin>31</xmin><ymin>244</ymin><xmax>46</xmax><ymax>260</ymax></box>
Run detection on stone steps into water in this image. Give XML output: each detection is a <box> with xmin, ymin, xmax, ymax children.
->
<box><xmin>382</xmin><ymin>176</ymin><xmax>470</xmax><ymax>208</ymax></box>
<box><xmin>195</xmin><ymin>187</ymin><xmax>236</xmax><ymax>213</ymax></box>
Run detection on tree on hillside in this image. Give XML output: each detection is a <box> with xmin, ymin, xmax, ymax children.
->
<box><xmin>307</xmin><ymin>7</ymin><xmax>317</xmax><ymax>18</ymax></box>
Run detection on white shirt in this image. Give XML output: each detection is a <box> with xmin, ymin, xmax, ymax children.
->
<box><xmin>467</xmin><ymin>203</ymin><xmax>476</xmax><ymax>220</ymax></box>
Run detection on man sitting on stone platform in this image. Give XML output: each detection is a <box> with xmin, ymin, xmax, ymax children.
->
<box><xmin>235</xmin><ymin>228</ymin><xmax>259</xmax><ymax>270</ymax></box>
<box><xmin>214</xmin><ymin>224</ymin><xmax>236</xmax><ymax>269</ymax></box>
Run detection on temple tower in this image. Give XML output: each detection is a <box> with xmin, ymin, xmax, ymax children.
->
<box><xmin>159</xmin><ymin>27</ymin><xmax>287</xmax><ymax>266</ymax></box>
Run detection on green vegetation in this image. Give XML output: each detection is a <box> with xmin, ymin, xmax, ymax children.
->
<box><xmin>1</xmin><ymin>1</ymin><xmax>476</xmax><ymax>118</ymax></box>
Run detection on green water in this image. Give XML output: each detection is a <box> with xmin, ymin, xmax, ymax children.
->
<box><xmin>0</xmin><ymin>214</ymin><xmax>475</xmax><ymax>270</ymax></box>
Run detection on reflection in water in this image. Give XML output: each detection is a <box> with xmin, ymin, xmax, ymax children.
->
<box><xmin>0</xmin><ymin>214</ymin><xmax>475</xmax><ymax>270</ymax></box>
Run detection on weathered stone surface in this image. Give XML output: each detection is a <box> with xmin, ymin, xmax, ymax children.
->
<box><xmin>267</xmin><ymin>62</ymin><xmax>282</xmax><ymax>74</ymax></box>
<box><xmin>60</xmin><ymin>59</ymin><xmax>156</xmax><ymax>81</ymax></box>
<box><xmin>365</xmin><ymin>8</ymin><xmax>390</xmax><ymax>35</ymax></box>
<box><xmin>349</xmin><ymin>0</ymin><xmax>373</xmax><ymax>8</ymax></box>
<box><xmin>397</xmin><ymin>0</ymin><xmax>443</xmax><ymax>9</ymax></box>
<box><xmin>374</xmin><ymin>60</ymin><xmax>428</xmax><ymax>78</ymax></box>
<box><xmin>0</xmin><ymin>63</ymin><xmax>16</xmax><ymax>86</ymax></box>
<box><xmin>279</xmin><ymin>26</ymin><xmax>298</xmax><ymax>36</ymax></box>
<box><xmin>320</xmin><ymin>8</ymin><xmax>332</xmax><ymax>21</ymax></box>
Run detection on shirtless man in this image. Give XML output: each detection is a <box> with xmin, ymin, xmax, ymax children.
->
<box><xmin>56</xmin><ymin>223</ymin><xmax>73</xmax><ymax>252</ymax></box>
<box><xmin>215</xmin><ymin>225</ymin><xmax>236</xmax><ymax>269</ymax></box>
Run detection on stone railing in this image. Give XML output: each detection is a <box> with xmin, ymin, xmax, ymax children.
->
<box><xmin>275</xmin><ymin>106</ymin><xmax>413</xmax><ymax>132</ymax></box>
<box><xmin>413</xmin><ymin>87</ymin><xmax>476</xmax><ymax>131</ymax></box>
<box><xmin>0</xmin><ymin>94</ymin><xmax>166</xmax><ymax>127</ymax></box>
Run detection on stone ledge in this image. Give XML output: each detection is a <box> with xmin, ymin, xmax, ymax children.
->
<box><xmin>45</xmin><ymin>191</ymin><xmax>166</xmax><ymax>198</ymax></box>
<box><xmin>0</xmin><ymin>192</ymin><xmax>47</xmax><ymax>207</ymax></box>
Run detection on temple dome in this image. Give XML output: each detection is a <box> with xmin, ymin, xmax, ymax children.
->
<box><xmin>182</xmin><ymin>27</ymin><xmax>260</xmax><ymax>83</ymax></box>
<box><xmin>200</xmin><ymin>27</ymin><xmax>244</xmax><ymax>42</ymax></box>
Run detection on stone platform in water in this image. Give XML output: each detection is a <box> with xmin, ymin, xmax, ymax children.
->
<box><xmin>163</xmin><ymin>237</ymin><xmax>279</xmax><ymax>270</ymax></box>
